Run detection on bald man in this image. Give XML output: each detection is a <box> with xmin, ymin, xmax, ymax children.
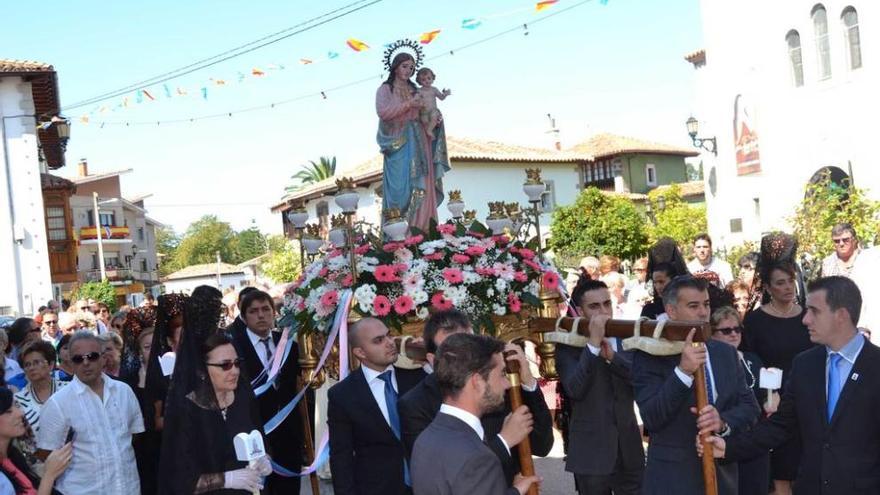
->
<box><xmin>328</xmin><ymin>318</ymin><xmax>426</xmax><ymax>495</ymax></box>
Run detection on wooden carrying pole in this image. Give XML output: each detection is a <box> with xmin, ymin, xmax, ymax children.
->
<box><xmin>693</xmin><ymin>363</ymin><xmax>719</xmax><ymax>495</ymax></box>
<box><xmin>503</xmin><ymin>350</ymin><xmax>539</xmax><ymax>495</ymax></box>
<box><xmin>297</xmin><ymin>378</ymin><xmax>320</xmax><ymax>495</ymax></box>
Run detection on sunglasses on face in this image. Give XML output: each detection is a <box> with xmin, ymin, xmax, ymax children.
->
<box><xmin>714</xmin><ymin>326</ymin><xmax>743</xmax><ymax>336</ymax></box>
<box><xmin>832</xmin><ymin>237</ymin><xmax>853</xmax><ymax>245</ymax></box>
<box><xmin>205</xmin><ymin>358</ymin><xmax>244</xmax><ymax>371</ymax></box>
<box><xmin>71</xmin><ymin>352</ymin><xmax>102</xmax><ymax>364</ymax></box>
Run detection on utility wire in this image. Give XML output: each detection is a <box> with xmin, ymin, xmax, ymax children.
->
<box><xmin>63</xmin><ymin>0</ymin><xmax>383</xmax><ymax>111</ymax></box>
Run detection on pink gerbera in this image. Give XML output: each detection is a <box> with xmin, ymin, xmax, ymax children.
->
<box><xmin>513</xmin><ymin>271</ymin><xmax>528</xmax><ymax>282</ymax></box>
<box><xmin>423</xmin><ymin>252</ymin><xmax>444</xmax><ymax>261</ymax></box>
<box><xmin>318</xmin><ymin>267</ymin><xmax>329</xmax><ymax>277</ymax></box>
<box><xmin>373</xmin><ymin>295</ymin><xmax>392</xmax><ymax>316</ymax></box>
<box><xmin>452</xmin><ymin>254</ymin><xmax>471</xmax><ymax>264</ymax></box>
<box><xmin>437</xmin><ymin>224</ymin><xmax>456</xmax><ymax>235</ymax></box>
<box><xmin>431</xmin><ymin>292</ymin><xmax>453</xmax><ymax>311</ymax></box>
<box><xmin>383</xmin><ymin>242</ymin><xmax>404</xmax><ymax>252</ymax></box>
<box><xmin>465</xmin><ymin>245</ymin><xmax>486</xmax><ymax>256</ymax></box>
<box><xmin>523</xmin><ymin>259</ymin><xmax>541</xmax><ymax>272</ymax></box>
<box><xmin>508</xmin><ymin>293</ymin><xmax>522</xmax><ymax>313</ymax></box>
<box><xmin>374</xmin><ymin>265</ymin><xmax>400</xmax><ymax>283</ymax></box>
<box><xmin>393</xmin><ymin>295</ymin><xmax>415</xmax><ymax>315</ymax></box>
<box><xmin>542</xmin><ymin>271</ymin><xmax>560</xmax><ymax>290</ymax></box>
<box><xmin>404</xmin><ymin>234</ymin><xmax>424</xmax><ymax>246</ymax></box>
<box><xmin>442</xmin><ymin>268</ymin><xmax>464</xmax><ymax>284</ymax></box>
<box><xmin>320</xmin><ymin>290</ymin><xmax>339</xmax><ymax>308</ymax></box>
<box><xmin>341</xmin><ymin>273</ymin><xmax>354</xmax><ymax>287</ymax></box>
<box><xmin>517</xmin><ymin>248</ymin><xmax>536</xmax><ymax>259</ymax></box>
<box><xmin>354</xmin><ymin>244</ymin><xmax>371</xmax><ymax>255</ymax></box>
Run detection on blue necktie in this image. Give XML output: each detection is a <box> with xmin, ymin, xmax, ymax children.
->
<box><xmin>378</xmin><ymin>370</ymin><xmax>410</xmax><ymax>486</ymax></box>
<box><xmin>705</xmin><ymin>367</ymin><xmax>715</xmax><ymax>404</ymax></box>
<box><xmin>827</xmin><ymin>353</ymin><xmax>843</xmax><ymax>421</ymax></box>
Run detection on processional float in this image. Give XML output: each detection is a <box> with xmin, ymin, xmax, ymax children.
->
<box><xmin>280</xmin><ymin>169</ymin><xmax>719</xmax><ymax>495</ymax></box>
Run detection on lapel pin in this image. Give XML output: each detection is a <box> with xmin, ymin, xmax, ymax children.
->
<box><xmin>851</xmin><ymin>373</ymin><xmax>859</xmax><ymax>381</ymax></box>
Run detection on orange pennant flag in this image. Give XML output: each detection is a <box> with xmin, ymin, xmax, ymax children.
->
<box><xmin>252</xmin><ymin>68</ymin><xmax>266</xmax><ymax>77</ymax></box>
<box><xmin>420</xmin><ymin>29</ymin><xmax>441</xmax><ymax>45</ymax></box>
<box><xmin>535</xmin><ymin>0</ymin><xmax>558</xmax><ymax>11</ymax></box>
<box><xmin>346</xmin><ymin>38</ymin><xmax>369</xmax><ymax>52</ymax></box>
<box><xmin>299</xmin><ymin>58</ymin><xmax>313</xmax><ymax>65</ymax></box>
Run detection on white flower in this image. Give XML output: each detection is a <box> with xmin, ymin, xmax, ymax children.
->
<box><xmin>402</xmin><ymin>272</ymin><xmax>425</xmax><ymax>293</ymax></box>
<box><xmin>493</xmin><ymin>304</ymin><xmax>507</xmax><ymax>316</ymax></box>
<box><xmin>444</xmin><ymin>286</ymin><xmax>468</xmax><ymax>306</ymax></box>
<box><xmin>486</xmin><ymin>288</ymin><xmax>495</xmax><ymax>298</ymax></box>
<box><xmin>416</xmin><ymin>307</ymin><xmax>430</xmax><ymax>320</ymax></box>
<box><xmin>410</xmin><ymin>290</ymin><xmax>429</xmax><ymax>305</ymax></box>
<box><xmin>462</xmin><ymin>271</ymin><xmax>481</xmax><ymax>285</ymax></box>
<box><xmin>495</xmin><ymin>278</ymin><xmax>509</xmax><ymax>293</ymax></box>
<box><xmin>354</xmin><ymin>284</ymin><xmax>377</xmax><ymax>306</ymax></box>
<box><xmin>327</xmin><ymin>255</ymin><xmax>348</xmax><ymax>271</ymax></box>
<box><xmin>394</xmin><ymin>248</ymin><xmax>414</xmax><ymax>264</ymax></box>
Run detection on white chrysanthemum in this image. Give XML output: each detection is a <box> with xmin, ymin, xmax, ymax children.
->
<box><xmin>410</xmin><ymin>289</ymin><xmax>429</xmax><ymax>305</ymax></box>
<box><xmin>416</xmin><ymin>307</ymin><xmax>430</xmax><ymax>320</ymax></box>
<box><xmin>493</xmin><ymin>304</ymin><xmax>507</xmax><ymax>316</ymax></box>
<box><xmin>495</xmin><ymin>278</ymin><xmax>509</xmax><ymax>293</ymax></box>
<box><xmin>354</xmin><ymin>284</ymin><xmax>377</xmax><ymax>306</ymax></box>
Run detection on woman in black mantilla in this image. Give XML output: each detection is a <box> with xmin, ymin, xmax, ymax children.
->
<box><xmin>145</xmin><ymin>294</ymin><xmax>188</xmax><ymax>433</ymax></box>
<box><xmin>158</xmin><ymin>286</ymin><xmax>271</xmax><ymax>494</ymax></box>
<box><xmin>641</xmin><ymin>237</ymin><xmax>690</xmax><ymax>319</ymax></box>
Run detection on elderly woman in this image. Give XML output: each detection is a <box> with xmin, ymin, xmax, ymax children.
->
<box><xmin>12</xmin><ymin>341</ymin><xmax>67</xmax><ymax>476</ymax></box>
<box><xmin>99</xmin><ymin>332</ymin><xmax>124</xmax><ymax>378</ymax></box>
<box><xmin>0</xmin><ymin>388</ymin><xmax>71</xmax><ymax>494</ymax></box>
<box><xmin>711</xmin><ymin>306</ymin><xmax>768</xmax><ymax>495</ymax></box>
<box><xmin>54</xmin><ymin>335</ymin><xmax>74</xmax><ymax>382</ymax></box>
<box><xmin>109</xmin><ymin>311</ymin><xmax>127</xmax><ymax>335</ymax></box>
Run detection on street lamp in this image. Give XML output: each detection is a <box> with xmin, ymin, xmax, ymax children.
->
<box><xmin>447</xmin><ymin>190</ymin><xmax>466</xmax><ymax>221</ymax></box>
<box><xmin>382</xmin><ymin>208</ymin><xmax>409</xmax><ymax>241</ymax></box>
<box><xmin>334</xmin><ymin>177</ymin><xmax>360</xmax><ymax>278</ymax></box>
<box><xmin>522</xmin><ymin>168</ymin><xmax>547</xmax><ymax>249</ymax></box>
<box><xmin>52</xmin><ymin>116</ymin><xmax>71</xmax><ymax>152</ymax></box>
<box><xmin>286</xmin><ymin>203</ymin><xmax>309</xmax><ymax>272</ymax></box>
<box><xmin>686</xmin><ymin>116</ymin><xmax>717</xmax><ymax>156</ymax></box>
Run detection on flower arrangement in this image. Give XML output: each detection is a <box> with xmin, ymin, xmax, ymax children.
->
<box><xmin>280</xmin><ymin>220</ymin><xmax>561</xmax><ymax>334</ymax></box>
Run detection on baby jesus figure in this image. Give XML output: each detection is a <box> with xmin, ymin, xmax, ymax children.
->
<box><xmin>416</xmin><ymin>67</ymin><xmax>451</xmax><ymax>136</ymax></box>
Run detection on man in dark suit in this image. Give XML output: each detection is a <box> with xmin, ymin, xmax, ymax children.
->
<box><xmin>412</xmin><ymin>332</ymin><xmax>540</xmax><ymax>495</ymax></box>
<box><xmin>704</xmin><ymin>276</ymin><xmax>880</xmax><ymax>495</ymax></box>
<box><xmin>229</xmin><ymin>289</ymin><xmax>303</xmax><ymax>495</ymax></box>
<box><xmin>632</xmin><ymin>276</ymin><xmax>759</xmax><ymax>495</ymax></box>
<box><xmin>328</xmin><ymin>317</ymin><xmax>426</xmax><ymax>495</ymax></box>
<box><xmin>556</xmin><ymin>279</ymin><xmax>644</xmax><ymax>494</ymax></box>
<box><xmin>398</xmin><ymin>309</ymin><xmax>554</xmax><ymax>485</ymax></box>
<box><xmin>225</xmin><ymin>286</ymin><xmax>258</xmax><ymax>335</ymax></box>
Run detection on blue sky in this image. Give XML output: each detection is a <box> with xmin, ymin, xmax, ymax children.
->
<box><xmin>3</xmin><ymin>0</ymin><xmax>703</xmax><ymax>235</ymax></box>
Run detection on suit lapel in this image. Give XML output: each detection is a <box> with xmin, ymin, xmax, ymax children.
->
<box><xmin>233</xmin><ymin>327</ymin><xmax>264</xmax><ymax>382</ymax></box>
<box><xmin>355</xmin><ymin>367</ymin><xmax>398</xmax><ymax>440</ymax></box>
<box><xmin>829</xmin><ymin>338</ymin><xmax>870</xmax><ymax>427</ymax></box>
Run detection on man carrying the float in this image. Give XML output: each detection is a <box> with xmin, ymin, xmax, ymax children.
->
<box><xmin>555</xmin><ymin>278</ymin><xmax>644</xmax><ymax>494</ymax></box>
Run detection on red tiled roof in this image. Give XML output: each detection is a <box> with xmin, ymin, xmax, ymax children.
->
<box><xmin>599</xmin><ymin>180</ymin><xmax>706</xmax><ymax>201</ymax></box>
<box><xmin>568</xmin><ymin>133</ymin><xmax>699</xmax><ymax>160</ymax></box>
<box><xmin>40</xmin><ymin>173</ymin><xmax>76</xmax><ymax>191</ymax></box>
<box><xmin>684</xmin><ymin>49</ymin><xmax>706</xmax><ymax>66</ymax></box>
<box><xmin>163</xmin><ymin>263</ymin><xmax>243</xmax><ymax>281</ymax></box>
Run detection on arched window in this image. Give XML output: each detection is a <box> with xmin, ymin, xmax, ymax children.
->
<box><xmin>841</xmin><ymin>7</ymin><xmax>862</xmax><ymax>70</ymax></box>
<box><xmin>812</xmin><ymin>4</ymin><xmax>832</xmax><ymax>80</ymax></box>
<box><xmin>786</xmin><ymin>30</ymin><xmax>805</xmax><ymax>87</ymax></box>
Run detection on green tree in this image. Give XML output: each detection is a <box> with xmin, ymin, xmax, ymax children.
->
<box><xmin>286</xmin><ymin>156</ymin><xmax>337</xmax><ymax>192</ymax></box>
<box><xmin>790</xmin><ymin>173</ymin><xmax>880</xmax><ymax>277</ymax></box>
<box><xmin>261</xmin><ymin>235</ymin><xmax>301</xmax><ymax>283</ymax></box>
<box><xmin>234</xmin><ymin>226</ymin><xmax>268</xmax><ymax>262</ymax></box>
<box><xmin>548</xmin><ymin>187</ymin><xmax>649</xmax><ymax>262</ymax></box>
<box><xmin>170</xmin><ymin>215</ymin><xmax>240</xmax><ymax>270</ymax></box>
<box><xmin>646</xmin><ymin>184</ymin><xmax>708</xmax><ymax>256</ymax></box>
<box><xmin>155</xmin><ymin>227</ymin><xmax>180</xmax><ymax>277</ymax></box>
<box><xmin>74</xmin><ymin>281</ymin><xmax>118</xmax><ymax>312</ymax></box>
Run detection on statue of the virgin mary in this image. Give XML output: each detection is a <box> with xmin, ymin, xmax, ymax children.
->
<box><xmin>375</xmin><ymin>40</ymin><xmax>450</xmax><ymax>232</ymax></box>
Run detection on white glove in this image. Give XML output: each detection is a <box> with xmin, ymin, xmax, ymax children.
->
<box><xmin>224</xmin><ymin>468</ymin><xmax>262</xmax><ymax>491</ymax></box>
<box><xmin>253</xmin><ymin>455</ymin><xmax>273</xmax><ymax>477</ymax></box>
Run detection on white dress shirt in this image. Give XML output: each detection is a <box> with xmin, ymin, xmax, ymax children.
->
<box><xmin>687</xmin><ymin>257</ymin><xmax>734</xmax><ymax>286</ymax></box>
<box><xmin>37</xmin><ymin>374</ymin><xmax>145</xmax><ymax>495</ymax></box>
<box><xmin>362</xmin><ymin>365</ymin><xmax>398</xmax><ymax>427</ymax></box>
<box><xmin>439</xmin><ymin>404</ymin><xmax>485</xmax><ymax>440</ymax></box>
<box><xmin>247</xmin><ymin>328</ymin><xmax>277</xmax><ymax>368</ymax></box>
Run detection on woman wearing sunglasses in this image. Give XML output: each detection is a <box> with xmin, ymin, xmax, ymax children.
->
<box><xmin>158</xmin><ymin>286</ymin><xmax>271</xmax><ymax>494</ymax></box>
<box><xmin>710</xmin><ymin>306</ymin><xmax>768</xmax><ymax>495</ymax></box>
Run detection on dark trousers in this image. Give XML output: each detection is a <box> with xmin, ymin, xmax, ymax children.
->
<box><xmin>574</xmin><ymin>450</ymin><xmax>643</xmax><ymax>495</ymax></box>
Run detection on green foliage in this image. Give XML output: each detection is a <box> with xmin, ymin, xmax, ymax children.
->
<box><xmin>722</xmin><ymin>241</ymin><xmax>759</xmax><ymax>280</ymax></box>
<box><xmin>286</xmin><ymin>156</ymin><xmax>337</xmax><ymax>192</ymax></box>
<box><xmin>646</xmin><ymin>184</ymin><xmax>707</xmax><ymax>256</ymax></box>
<box><xmin>74</xmin><ymin>281</ymin><xmax>117</xmax><ymax>312</ymax></box>
<box><xmin>261</xmin><ymin>235</ymin><xmax>301</xmax><ymax>283</ymax></box>
<box><xmin>155</xmin><ymin>227</ymin><xmax>180</xmax><ymax>277</ymax></box>
<box><xmin>791</xmin><ymin>173</ymin><xmax>880</xmax><ymax>266</ymax></box>
<box><xmin>169</xmin><ymin>215</ymin><xmax>240</xmax><ymax>271</ymax></box>
<box><xmin>234</xmin><ymin>227</ymin><xmax>268</xmax><ymax>263</ymax></box>
<box><xmin>548</xmin><ymin>187</ymin><xmax>649</xmax><ymax>261</ymax></box>
<box><xmin>686</xmin><ymin>161</ymin><xmax>704</xmax><ymax>181</ymax></box>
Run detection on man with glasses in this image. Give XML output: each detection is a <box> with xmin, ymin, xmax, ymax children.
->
<box><xmin>36</xmin><ymin>330</ymin><xmax>144</xmax><ymax>494</ymax></box>
<box><xmin>41</xmin><ymin>310</ymin><xmax>62</xmax><ymax>344</ymax></box>
<box><xmin>821</xmin><ymin>223</ymin><xmax>860</xmax><ymax>278</ymax></box>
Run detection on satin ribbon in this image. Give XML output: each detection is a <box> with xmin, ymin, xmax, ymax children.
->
<box><xmin>253</xmin><ymin>328</ymin><xmax>296</xmax><ymax>397</ymax></box>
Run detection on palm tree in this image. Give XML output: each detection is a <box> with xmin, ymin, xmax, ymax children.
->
<box><xmin>286</xmin><ymin>156</ymin><xmax>336</xmax><ymax>192</ymax></box>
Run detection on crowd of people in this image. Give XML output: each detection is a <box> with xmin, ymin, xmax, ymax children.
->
<box><xmin>0</xmin><ymin>222</ymin><xmax>877</xmax><ymax>494</ymax></box>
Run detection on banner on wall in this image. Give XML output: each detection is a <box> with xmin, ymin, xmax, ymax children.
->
<box><xmin>733</xmin><ymin>93</ymin><xmax>761</xmax><ymax>176</ymax></box>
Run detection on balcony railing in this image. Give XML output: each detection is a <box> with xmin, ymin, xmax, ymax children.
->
<box><xmin>583</xmin><ymin>178</ymin><xmax>616</xmax><ymax>192</ymax></box>
<box><xmin>80</xmin><ymin>268</ymin><xmax>159</xmax><ymax>283</ymax></box>
<box><xmin>79</xmin><ymin>225</ymin><xmax>130</xmax><ymax>240</ymax></box>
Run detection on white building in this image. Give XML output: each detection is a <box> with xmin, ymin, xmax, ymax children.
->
<box><xmin>0</xmin><ymin>60</ymin><xmax>69</xmax><ymax>316</ymax></box>
<box><xmin>687</xmin><ymin>0</ymin><xmax>878</xmax><ymax>249</ymax></box>
<box><xmin>162</xmin><ymin>263</ymin><xmax>247</xmax><ymax>295</ymax></box>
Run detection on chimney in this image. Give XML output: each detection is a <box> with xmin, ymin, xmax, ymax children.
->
<box><xmin>77</xmin><ymin>158</ymin><xmax>88</xmax><ymax>177</ymax></box>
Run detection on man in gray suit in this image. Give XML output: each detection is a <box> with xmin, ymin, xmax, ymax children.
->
<box><xmin>556</xmin><ymin>279</ymin><xmax>644</xmax><ymax>494</ymax></box>
<box><xmin>411</xmin><ymin>333</ymin><xmax>540</xmax><ymax>495</ymax></box>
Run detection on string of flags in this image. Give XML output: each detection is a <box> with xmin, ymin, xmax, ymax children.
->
<box><xmin>77</xmin><ymin>0</ymin><xmax>605</xmax><ymax>127</ymax></box>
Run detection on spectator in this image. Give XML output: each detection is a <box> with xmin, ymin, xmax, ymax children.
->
<box><xmin>820</xmin><ymin>223</ymin><xmax>860</xmax><ymax>278</ymax></box>
<box><xmin>13</xmin><ymin>341</ymin><xmax>67</xmax><ymax>476</ymax></box>
<box><xmin>98</xmin><ymin>333</ymin><xmax>124</xmax><ymax>378</ymax></box>
<box><xmin>37</xmin><ymin>331</ymin><xmax>145</xmax><ymax>494</ymax></box>
<box><xmin>736</xmin><ymin>252</ymin><xmax>759</xmax><ymax>288</ymax></box>
<box><xmin>141</xmin><ymin>293</ymin><xmax>156</xmax><ymax>308</ymax></box>
<box><xmin>599</xmin><ymin>255</ymin><xmax>621</xmax><ymax>277</ymax></box>
<box><xmin>7</xmin><ymin>318</ymin><xmax>38</xmax><ymax>363</ymax></box>
<box><xmin>0</xmin><ymin>388</ymin><xmax>72</xmax><ymax>495</ymax></box>
<box><xmin>726</xmin><ymin>280</ymin><xmax>752</xmax><ymax>321</ymax></box>
<box><xmin>109</xmin><ymin>311</ymin><xmax>127</xmax><ymax>335</ymax></box>
<box><xmin>59</xmin><ymin>299</ymin><xmax>70</xmax><ymax>312</ymax></box>
<box><xmin>46</xmin><ymin>300</ymin><xmax>60</xmax><ymax>312</ymax></box>
<box><xmin>579</xmin><ymin>256</ymin><xmax>601</xmax><ymax>280</ymax></box>
<box><xmin>687</xmin><ymin>233</ymin><xmax>733</xmax><ymax>286</ymax></box>
<box><xmin>54</xmin><ymin>335</ymin><xmax>74</xmax><ymax>382</ymax></box>
<box><xmin>640</xmin><ymin>262</ymin><xmax>677</xmax><ymax>320</ymax></box>
<box><xmin>625</xmin><ymin>257</ymin><xmax>651</xmax><ymax>305</ymax></box>
<box><xmin>93</xmin><ymin>303</ymin><xmax>111</xmax><ymax>329</ymax></box>
<box><xmin>0</xmin><ymin>330</ymin><xmax>24</xmax><ymax>392</ymax></box>
<box><xmin>40</xmin><ymin>311</ymin><xmax>61</xmax><ymax>345</ymax></box>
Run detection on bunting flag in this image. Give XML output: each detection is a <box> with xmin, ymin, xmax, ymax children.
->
<box><xmin>37</xmin><ymin>121</ymin><xmax>53</xmax><ymax>130</ymax></box>
<box><xmin>142</xmin><ymin>89</ymin><xmax>155</xmax><ymax>101</ymax></box>
<box><xmin>461</xmin><ymin>18</ymin><xmax>483</xmax><ymax>29</ymax></box>
<box><xmin>346</xmin><ymin>38</ymin><xmax>369</xmax><ymax>52</ymax></box>
<box><xmin>252</xmin><ymin>67</ymin><xmax>266</xmax><ymax>77</ymax></box>
<box><xmin>266</xmin><ymin>63</ymin><xmax>285</xmax><ymax>70</ymax></box>
<box><xmin>163</xmin><ymin>84</ymin><xmax>172</xmax><ymax>98</ymax></box>
<box><xmin>535</xmin><ymin>0</ymin><xmax>558</xmax><ymax>11</ymax></box>
<box><xmin>201</xmin><ymin>87</ymin><xmax>208</xmax><ymax>100</ymax></box>
<box><xmin>237</xmin><ymin>71</ymin><xmax>246</xmax><ymax>82</ymax></box>
<box><xmin>299</xmin><ymin>58</ymin><xmax>313</xmax><ymax>65</ymax></box>
<box><xmin>327</xmin><ymin>51</ymin><xmax>339</xmax><ymax>59</ymax></box>
<box><xmin>420</xmin><ymin>29</ymin><xmax>441</xmax><ymax>44</ymax></box>
<box><xmin>80</xmin><ymin>115</ymin><xmax>89</xmax><ymax>124</ymax></box>
<box><xmin>176</xmin><ymin>87</ymin><xmax>188</xmax><ymax>96</ymax></box>
<box><xmin>211</xmin><ymin>78</ymin><xmax>226</xmax><ymax>86</ymax></box>
<box><xmin>122</xmin><ymin>97</ymin><xmax>130</xmax><ymax>107</ymax></box>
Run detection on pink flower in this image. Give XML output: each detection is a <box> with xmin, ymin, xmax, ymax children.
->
<box><xmin>374</xmin><ymin>265</ymin><xmax>400</xmax><ymax>283</ymax></box>
<box><xmin>514</xmin><ymin>271</ymin><xmax>528</xmax><ymax>282</ymax></box>
<box><xmin>431</xmin><ymin>292</ymin><xmax>453</xmax><ymax>311</ymax></box>
<box><xmin>523</xmin><ymin>259</ymin><xmax>541</xmax><ymax>272</ymax></box>
<box><xmin>437</xmin><ymin>224</ymin><xmax>456</xmax><ymax>235</ymax></box>
<box><xmin>542</xmin><ymin>271</ymin><xmax>560</xmax><ymax>290</ymax></box>
<box><xmin>403</xmin><ymin>272</ymin><xmax>423</xmax><ymax>291</ymax></box>
<box><xmin>465</xmin><ymin>245</ymin><xmax>486</xmax><ymax>256</ymax></box>
<box><xmin>442</xmin><ymin>268</ymin><xmax>464</xmax><ymax>284</ymax></box>
<box><xmin>468</xmin><ymin>231</ymin><xmax>485</xmax><ymax>239</ymax></box>
<box><xmin>492</xmin><ymin>235</ymin><xmax>509</xmax><ymax>246</ymax></box>
<box><xmin>508</xmin><ymin>293</ymin><xmax>522</xmax><ymax>313</ymax></box>
<box><xmin>452</xmin><ymin>254</ymin><xmax>471</xmax><ymax>264</ymax></box>
<box><xmin>383</xmin><ymin>242</ymin><xmax>404</xmax><ymax>252</ymax></box>
<box><xmin>341</xmin><ymin>274</ymin><xmax>354</xmax><ymax>287</ymax></box>
<box><xmin>354</xmin><ymin>244</ymin><xmax>371</xmax><ymax>255</ymax></box>
<box><xmin>476</xmin><ymin>267</ymin><xmax>496</xmax><ymax>277</ymax></box>
<box><xmin>393</xmin><ymin>295</ymin><xmax>414</xmax><ymax>315</ymax></box>
<box><xmin>373</xmin><ymin>295</ymin><xmax>392</xmax><ymax>316</ymax></box>
<box><xmin>320</xmin><ymin>290</ymin><xmax>339</xmax><ymax>308</ymax></box>
<box><xmin>404</xmin><ymin>235</ymin><xmax>424</xmax><ymax>246</ymax></box>
<box><xmin>517</xmin><ymin>248</ymin><xmax>535</xmax><ymax>259</ymax></box>
<box><xmin>318</xmin><ymin>267</ymin><xmax>329</xmax><ymax>277</ymax></box>
<box><xmin>394</xmin><ymin>263</ymin><xmax>408</xmax><ymax>273</ymax></box>
<box><xmin>328</xmin><ymin>249</ymin><xmax>343</xmax><ymax>258</ymax></box>
<box><xmin>423</xmin><ymin>252</ymin><xmax>444</xmax><ymax>261</ymax></box>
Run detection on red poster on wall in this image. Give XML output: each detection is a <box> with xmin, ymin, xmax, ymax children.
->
<box><xmin>733</xmin><ymin>94</ymin><xmax>761</xmax><ymax>175</ymax></box>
